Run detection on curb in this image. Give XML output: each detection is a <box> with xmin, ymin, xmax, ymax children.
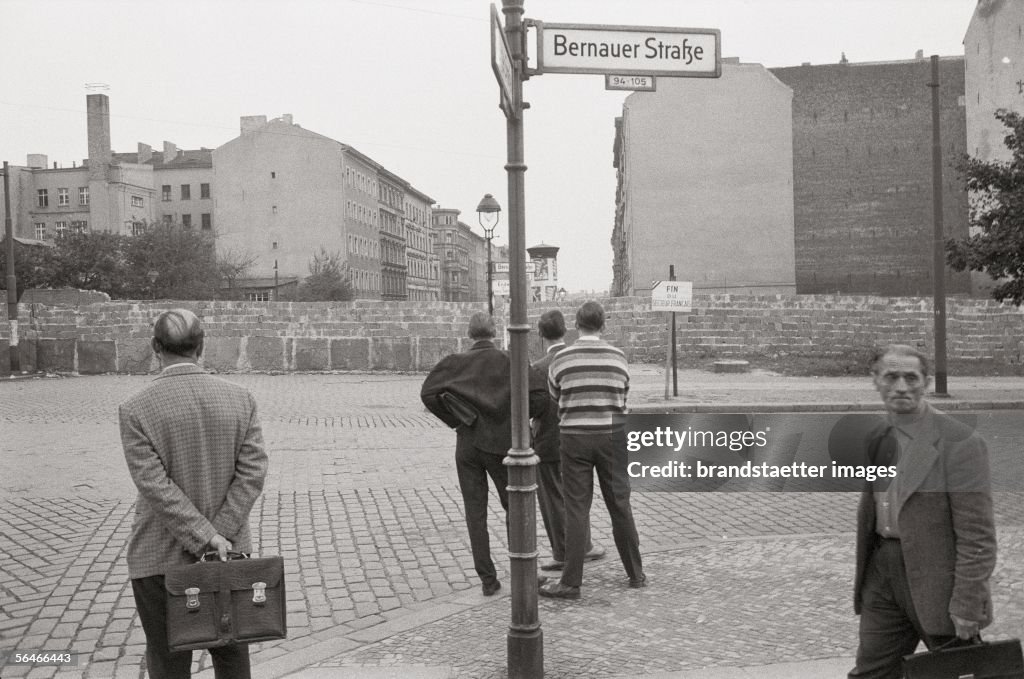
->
<box><xmin>631</xmin><ymin>400</ymin><xmax>1024</xmax><ymax>413</ymax></box>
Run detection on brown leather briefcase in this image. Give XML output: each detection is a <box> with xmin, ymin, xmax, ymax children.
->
<box><xmin>164</xmin><ymin>552</ymin><xmax>287</xmax><ymax>652</ymax></box>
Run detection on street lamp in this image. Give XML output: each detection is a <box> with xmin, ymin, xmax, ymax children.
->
<box><xmin>147</xmin><ymin>270</ymin><xmax>158</xmax><ymax>301</ymax></box>
<box><xmin>476</xmin><ymin>193</ymin><xmax>501</xmax><ymax>315</ymax></box>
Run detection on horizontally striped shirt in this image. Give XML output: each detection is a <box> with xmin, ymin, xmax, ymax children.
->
<box><xmin>547</xmin><ymin>335</ymin><xmax>629</xmax><ymax>434</ymax></box>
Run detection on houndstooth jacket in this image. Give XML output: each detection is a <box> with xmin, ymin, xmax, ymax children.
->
<box><xmin>119</xmin><ymin>363</ymin><xmax>268</xmax><ymax>579</ymax></box>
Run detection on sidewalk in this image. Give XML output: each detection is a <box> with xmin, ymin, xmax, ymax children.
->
<box><xmin>625</xmin><ymin>365</ymin><xmax>1024</xmax><ymax>411</ymax></box>
<box><xmin>0</xmin><ymin>369</ymin><xmax>1021</xmax><ymax>679</ymax></box>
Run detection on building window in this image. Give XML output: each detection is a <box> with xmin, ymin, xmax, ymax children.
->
<box><xmin>180</xmin><ymin>184</ymin><xmax>191</xmax><ymax>200</ymax></box>
<box><xmin>247</xmin><ymin>291</ymin><xmax>269</xmax><ymax>302</ymax></box>
<box><xmin>34</xmin><ymin>222</ymin><xmax>46</xmax><ymax>239</ymax></box>
<box><xmin>163</xmin><ymin>215</ymin><xmax>173</xmax><ymax>225</ymax></box>
<box><xmin>37</xmin><ymin>189</ymin><xmax>48</xmax><ymax>208</ymax></box>
<box><xmin>132</xmin><ymin>221</ymin><xmax>146</xmax><ymax>236</ymax></box>
<box><xmin>271</xmin><ymin>172</ymin><xmax>276</xmax><ymax>179</ymax></box>
<box><xmin>57</xmin><ymin>188</ymin><xmax>69</xmax><ymax>206</ymax></box>
<box><xmin>79</xmin><ymin>187</ymin><xmax>89</xmax><ymax>205</ymax></box>
<box><xmin>201</xmin><ymin>213</ymin><xmax>212</xmax><ymax>230</ymax></box>
<box><xmin>131</xmin><ymin>195</ymin><xmax>144</xmax><ymax>208</ymax></box>
<box><xmin>71</xmin><ymin>220</ymin><xmax>87</xmax><ymax>233</ymax></box>
<box><xmin>200</xmin><ymin>183</ymin><xmax>210</xmax><ymax>199</ymax></box>
<box><xmin>181</xmin><ymin>214</ymin><xmax>192</xmax><ymax>229</ymax></box>
<box><xmin>162</xmin><ymin>185</ymin><xmax>171</xmax><ymax>201</ymax></box>
<box><xmin>272</xmin><ymin>241</ymin><xmax>278</xmax><ymax>249</ymax></box>
<box><xmin>55</xmin><ymin>221</ymin><xmax>69</xmax><ymax>237</ymax></box>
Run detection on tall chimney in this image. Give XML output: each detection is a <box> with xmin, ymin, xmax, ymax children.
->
<box><xmin>163</xmin><ymin>141</ymin><xmax>178</xmax><ymax>163</ymax></box>
<box><xmin>138</xmin><ymin>143</ymin><xmax>152</xmax><ymax>164</ymax></box>
<box><xmin>86</xmin><ymin>94</ymin><xmax>112</xmax><ymax>178</ymax></box>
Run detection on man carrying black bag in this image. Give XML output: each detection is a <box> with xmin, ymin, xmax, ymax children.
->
<box><xmin>421</xmin><ymin>311</ymin><xmax>548</xmax><ymax>596</ymax></box>
<box><xmin>120</xmin><ymin>309</ymin><xmax>268</xmax><ymax>678</ymax></box>
<box><xmin>849</xmin><ymin>344</ymin><xmax>998</xmax><ymax>679</ymax></box>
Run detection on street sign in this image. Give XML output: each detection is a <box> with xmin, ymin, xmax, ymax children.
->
<box><xmin>492</xmin><ymin>261</ymin><xmax>535</xmax><ymax>274</ymax></box>
<box><xmin>605</xmin><ymin>74</ymin><xmax>656</xmax><ymax>91</ymax></box>
<box><xmin>493</xmin><ymin>278</ymin><xmax>511</xmax><ymax>296</ymax></box>
<box><xmin>651</xmin><ymin>280</ymin><xmax>693</xmax><ymax>312</ymax></box>
<box><xmin>535</xmin><ymin>22</ymin><xmax>720</xmax><ymax>78</ymax></box>
<box><xmin>490</xmin><ymin>4</ymin><xmax>517</xmax><ymax>119</ymax></box>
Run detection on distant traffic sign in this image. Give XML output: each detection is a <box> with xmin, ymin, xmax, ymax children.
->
<box><xmin>651</xmin><ymin>280</ymin><xmax>693</xmax><ymax>312</ymax></box>
<box><xmin>535</xmin><ymin>22</ymin><xmax>720</xmax><ymax>77</ymax></box>
<box><xmin>493</xmin><ymin>279</ymin><xmax>511</xmax><ymax>296</ymax></box>
<box><xmin>492</xmin><ymin>261</ymin><xmax>535</xmax><ymax>274</ymax></box>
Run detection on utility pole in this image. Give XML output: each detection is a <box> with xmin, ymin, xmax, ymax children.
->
<box><xmin>929</xmin><ymin>55</ymin><xmax>949</xmax><ymax>396</ymax></box>
<box><xmin>4</xmin><ymin>161</ymin><xmax>20</xmax><ymax>374</ymax></box>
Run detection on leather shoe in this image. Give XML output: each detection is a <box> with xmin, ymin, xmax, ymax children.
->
<box><xmin>482</xmin><ymin>580</ymin><xmax>502</xmax><ymax>596</ymax></box>
<box><xmin>539</xmin><ymin>560</ymin><xmax>564</xmax><ymax>571</ymax></box>
<box><xmin>628</xmin><ymin>574</ymin><xmax>648</xmax><ymax>589</ymax></box>
<box><xmin>584</xmin><ymin>544</ymin><xmax>607</xmax><ymax>561</ymax></box>
<box><xmin>539</xmin><ymin>582</ymin><xmax>581</xmax><ymax>600</ymax></box>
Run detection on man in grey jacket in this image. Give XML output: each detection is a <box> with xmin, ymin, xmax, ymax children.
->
<box><xmin>849</xmin><ymin>344</ymin><xmax>997</xmax><ymax>678</ymax></box>
<box><xmin>120</xmin><ymin>309</ymin><xmax>268</xmax><ymax>678</ymax></box>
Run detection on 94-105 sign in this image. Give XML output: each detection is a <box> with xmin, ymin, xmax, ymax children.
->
<box><xmin>651</xmin><ymin>281</ymin><xmax>692</xmax><ymax>312</ymax></box>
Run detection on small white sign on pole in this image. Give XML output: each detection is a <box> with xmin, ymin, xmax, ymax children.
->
<box><xmin>651</xmin><ymin>280</ymin><xmax>693</xmax><ymax>312</ymax></box>
<box><xmin>493</xmin><ymin>278</ymin><xmax>511</xmax><ymax>296</ymax></box>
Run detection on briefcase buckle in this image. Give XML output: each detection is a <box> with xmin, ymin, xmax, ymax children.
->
<box><xmin>252</xmin><ymin>582</ymin><xmax>267</xmax><ymax>605</ymax></box>
<box><xmin>184</xmin><ymin>587</ymin><xmax>201</xmax><ymax>610</ymax></box>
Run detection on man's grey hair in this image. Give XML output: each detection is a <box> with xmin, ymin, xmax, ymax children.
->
<box><xmin>467</xmin><ymin>311</ymin><xmax>496</xmax><ymax>340</ymax></box>
<box><xmin>153</xmin><ymin>308</ymin><xmax>204</xmax><ymax>357</ymax></box>
<box><xmin>870</xmin><ymin>343</ymin><xmax>930</xmax><ymax>378</ymax></box>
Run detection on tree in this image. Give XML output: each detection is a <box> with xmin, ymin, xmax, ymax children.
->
<box><xmin>217</xmin><ymin>246</ymin><xmax>259</xmax><ymax>298</ymax></box>
<box><xmin>122</xmin><ymin>222</ymin><xmax>222</xmax><ymax>299</ymax></box>
<box><xmin>293</xmin><ymin>248</ymin><xmax>353</xmax><ymax>302</ymax></box>
<box><xmin>0</xmin><ymin>238</ymin><xmax>58</xmax><ymax>301</ymax></box>
<box><xmin>946</xmin><ymin>109</ymin><xmax>1024</xmax><ymax>305</ymax></box>
<box><xmin>50</xmin><ymin>231</ymin><xmax>129</xmax><ymax>297</ymax></box>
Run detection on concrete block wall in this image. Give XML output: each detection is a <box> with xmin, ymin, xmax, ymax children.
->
<box><xmin>1</xmin><ymin>295</ymin><xmax>1022</xmax><ymax>375</ymax></box>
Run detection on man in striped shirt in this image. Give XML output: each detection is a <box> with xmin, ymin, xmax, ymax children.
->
<box><xmin>539</xmin><ymin>301</ymin><xmax>645</xmax><ymax>599</ymax></box>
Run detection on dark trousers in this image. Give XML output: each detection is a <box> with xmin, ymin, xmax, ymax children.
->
<box><xmin>559</xmin><ymin>431</ymin><xmax>642</xmax><ymax>588</ymax></box>
<box><xmin>455</xmin><ymin>438</ymin><xmax>509</xmax><ymax>585</ymax></box>
<box><xmin>536</xmin><ymin>459</ymin><xmax>592</xmax><ymax>562</ymax></box>
<box><xmin>131</xmin><ymin>575</ymin><xmax>250</xmax><ymax>679</ymax></box>
<box><xmin>849</xmin><ymin>538</ymin><xmax>957</xmax><ymax>679</ymax></box>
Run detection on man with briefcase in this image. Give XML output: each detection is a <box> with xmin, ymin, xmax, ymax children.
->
<box><xmin>120</xmin><ymin>309</ymin><xmax>269</xmax><ymax>678</ymax></box>
<box><xmin>849</xmin><ymin>345</ymin><xmax>1001</xmax><ymax>678</ymax></box>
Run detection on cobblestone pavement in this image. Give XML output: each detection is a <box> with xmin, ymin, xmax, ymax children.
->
<box><xmin>1</xmin><ymin>371</ymin><xmax>1022</xmax><ymax>678</ymax></box>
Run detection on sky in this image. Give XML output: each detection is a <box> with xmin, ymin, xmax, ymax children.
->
<box><xmin>0</xmin><ymin>0</ymin><xmax>979</xmax><ymax>293</ymax></box>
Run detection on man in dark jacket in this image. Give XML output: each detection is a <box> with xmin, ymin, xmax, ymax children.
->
<box><xmin>531</xmin><ymin>310</ymin><xmax>604</xmax><ymax>571</ymax></box>
<box><xmin>421</xmin><ymin>311</ymin><xmax>547</xmax><ymax>595</ymax></box>
<box><xmin>849</xmin><ymin>344</ymin><xmax>997</xmax><ymax>678</ymax></box>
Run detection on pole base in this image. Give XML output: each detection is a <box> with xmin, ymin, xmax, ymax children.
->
<box><xmin>507</xmin><ymin>628</ymin><xmax>543</xmax><ymax>679</ymax></box>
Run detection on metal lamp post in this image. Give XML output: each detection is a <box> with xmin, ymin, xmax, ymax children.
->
<box><xmin>477</xmin><ymin>193</ymin><xmax>501</xmax><ymax>315</ymax></box>
<box><xmin>147</xmin><ymin>270</ymin><xmax>158</xmax><ymax>301</ymax></box>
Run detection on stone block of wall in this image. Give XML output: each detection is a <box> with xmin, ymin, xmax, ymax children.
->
<box><xmin>117</xmin><ymin>338</ymin><xmax>155</xmax><ymax>374</ymax></box>
<box><xmin>417</xmin><ymin>337</ymin><xmax>459</xmax><ymax>371</ymax></box>
<box><xmin>293</xmin><ymin>338</ymin><xmax>330</xmax><ymax>371</ymax></box>
<box><xmin>203</xmin><ymin>337</ymin><xmax>242</xmax><ymax>373</ymax></box>
<box><xmin>0</xmin><ymin>340</ymin><xmax>38</xmax><ymax>374</ymax></box>
<box><xmin>77</xmin><ymin>340</ymin><xmax>116</xmax><ymax>374</ymax></box>
<box><xmin>245</xmin><ymin>336</ymin><xmax>286</xmax><ymax>371</ymax></box>
<box><xmin>330</xmin><ymin>338</ymin><xmax>370</xmax><ymax>370</ymax></box>
<box><xmin>37</xmin><ymin>338</ymin><xmax>76</xmax><ymax>373</ymax></box>
<box><xmin>371</xmin><ymin>337</ymin><xmax>413</xmax><ymax>371</ymax></box>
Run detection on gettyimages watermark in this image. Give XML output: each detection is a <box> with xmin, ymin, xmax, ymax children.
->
<box><xmin>620</xmin><ymin>413</ymin><xmax>1020</xmax><ymax>492</ymax></box>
